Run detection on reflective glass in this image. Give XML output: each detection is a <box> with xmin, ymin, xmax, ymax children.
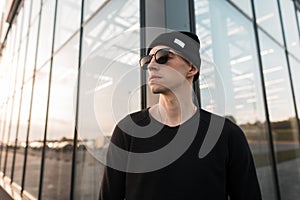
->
<box><xmin>14</xmin><ymin>9</ymin><xmax>24</xmax><ymax>56</ymax></box>
<box><xmin>21</xmin><ymin>0</ymin><xmax>32</xmax><ymax>41</ymax></box>
<box><xmin>228</xmin><ymin>0</ymin><xmax>252</xmax><ymax>18</ymax></box>
<box><xmin>30</xmin><ymin>0</ymin><xmax>41</xmax><ymax>24</ymax></box>
<box><xmin>254</xmin><ymin>0</ymin><xmax>283</xmax><ymax>44</ymax></box>
<box><xmin>54</xmin><ymin>0</ymin><xmax>81</xmax><ymax>51</ymax></box>
<box><xmin>24</xmin><ymin>18</ymin><xmax>39</xmax><ymax>81</ymax></box>
<box><xmin>2</xmin><ymin>92</ymin><xmax>18</xmax><ymax>179</ymax></box>
<box><xmin>0</xmin><ymin>106</ymin><xmax>5</xmax><ymax>136</ymax></box>
<box><xmin>7</xmin><ymin>30</ymin><xmax>19</xmax><ymax>97</ymax></box>
<box><xmin>0</xmin><ymin>48</ymin><xmax>12</xmax><ymax>104</ymax></box>
<box><xmin>15</xmin><ymin>40</ymin><xmax>27</xmax><ymax>89</ymax></box>
<box><xmin>279</xmin><ymin>0</ymin><xmax>300</xmax><ymax>56</ymax></box>
<box><xmin>76</xmin><ymin>0</ymin><xmax>140</xmax><ymax>199</ymax></box>
<box><xmin>84</xmin><ymin>0</ymin><xmax>106</xmax><ymax>21</ymax></box>
<box><xmin>1</xmin><ymin>99</ymin><xmax>12</xmax><ymax>173</ymax></box>
<box><xmin>289</xmin><ymin>55</ymin><xmax>300</xmax><ymax>122</ymax></box>
<box><xmin>0</xmin><ymin>104</ymin><xmax>8</xmax><ymax>170</ymax></box>
<box><xmin>36</xmin><ymin>0</ymin><xmax>56</xmax><ymax>69</ymax></box>
<box><xmin>298</xmin><ymin>11</ymin><xmax>300</xmax><ymax>31</ymax></box>
<box><xmin>0</xmin><ymin>26</ymin><xmax>18</xmax><ymax>174</ymax></box>
<box><xmin>8</xmin><ymin>25</ymin><xmax>17</xmax><ymax>65</ymax></box>
<box><xmin>195</xmin><ymin>0</ymin><xmax>276</xmax><ymax>199</ymax></box>
<box><xmin>22</xmin><ymin>64</ymin><xmax>50</xmax><ymax>197</ymax></box>
<box><xmin>2</xmin><ymin>34</ymin><xmax>19</xmax><ymax>169</ymax></box>
<box><xmin>0</xmin><ymin>107</ymin><xmax>5</xmax><ymax>157</ymax></box>
<box><xmin>5</xmin><ymin>89</ymin><xmax>21</xmax><ymax>180</ymax></box>
<box><xmin>42</xmin><ymin>35</ymin><xmax>79</xmax><ymax>200</ymax></box>
<box><xmin>9</xmin><ymin>92</ymin><xmax>22</xmax><ymax>185</ymax></box>
<box><xmin>13</xmin><ymin>78</ymin><xmax>33</xmax><ymax>185</ymax></box>
<box><xmin>14</xmin><ymin>5</ymin><xmax>26</xmax><ymax>91</ymax></box>
<box><xmin>259</xmin><ymin>30</ymin><xmax>300</xmax><ymax>200</ymax></box>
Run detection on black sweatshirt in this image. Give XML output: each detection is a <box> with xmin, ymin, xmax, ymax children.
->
<box><xmin>99</xmin><ymin>108</ymin><xmax>262</xmax><ymax>200</ymax></box>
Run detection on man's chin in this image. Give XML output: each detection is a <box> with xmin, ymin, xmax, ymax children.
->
<box><xmin>149</xmin><ymin>86</ymin><xmax>163</xmax><ymax>94</ymax></box>
<box><xmin>150</xmin><ymin>88</ymin><xmax>160</xmax><ymax>94</ymax></box>
<box><xmin>150</xmin><ymin>86</ymin><xmax>170</xmax><ymax>94</ymax></box>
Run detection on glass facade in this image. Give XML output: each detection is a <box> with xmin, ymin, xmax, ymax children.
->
<box><xmin>0</xmin><ymin>0</ymin><xmax>299</xmax><ymax>200</ymax></box>
<box><xmin>194</xmin><ymin>1</ymin><xmax>277</xmax><ymax>199</ymax></box>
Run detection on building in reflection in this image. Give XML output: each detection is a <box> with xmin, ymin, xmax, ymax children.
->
<box><xmin>0</xmin><ymin>0</ymin><xmax>300</xmax><ymax>199</ymax></box>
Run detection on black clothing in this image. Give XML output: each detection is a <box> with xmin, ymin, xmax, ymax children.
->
<box><xmin>99</xmin><ymin>108</ymin><xmax>262</xmax><ymax>200</ymax></box>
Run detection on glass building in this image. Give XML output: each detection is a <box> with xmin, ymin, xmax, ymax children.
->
<box><xmin>0</xmin><ymin>0</ymin><xmax>299</xmax><ymax>199</ymax></box>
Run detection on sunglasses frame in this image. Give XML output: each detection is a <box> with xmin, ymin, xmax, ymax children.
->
<box><xmin>139</xmin><ymin>48</ymin><xmax>188</xmax><ymax>69</ymax></box>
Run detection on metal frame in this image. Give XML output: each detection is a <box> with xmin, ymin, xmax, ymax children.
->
<box><xmin>140</xmin><ymin>0</ymin><xmax>147</xmax><ymax>109</ymax></box>
<box><xmin>70</xmin><ymin>0</ymin><xmax>85</xmax><ymax>199</ymax></box>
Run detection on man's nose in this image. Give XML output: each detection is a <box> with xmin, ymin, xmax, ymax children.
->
<box><xmin>147</xmin><ymin>57</ymin><xmax>159</xmax><ymax>71</ymax></box>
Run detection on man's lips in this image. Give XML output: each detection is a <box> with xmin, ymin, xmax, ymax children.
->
<box><xmin>148</xmin><ymin>75</ymin><xmax>162</xmax><ymax>82</ymax></box>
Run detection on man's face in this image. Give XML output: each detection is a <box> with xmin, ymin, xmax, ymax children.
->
<box><xmin>147</xmin><ymin>45</ymin><xmax>197</xmax><ymax>94</ymax></box>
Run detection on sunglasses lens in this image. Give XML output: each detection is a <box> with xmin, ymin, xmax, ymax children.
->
<box><xmin>139</xmin><ymin>49</ymin><xmax>170</xmax><ymax>69</ymax></box>
<box><xmin>139</xmin><ymin>55</ymin><xmax>151</xmax><ymax>69</ymax></box>
<box><xmin>155</xmin><ymin>49</ymin><xmax>169</xmax><ymax>64</ymax></box>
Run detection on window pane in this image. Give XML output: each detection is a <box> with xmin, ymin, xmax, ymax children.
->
<box><xmin>195</xmin><ymin>1</ymin><xmax>276</xmax><ymax>199</ymax></box>
<box><xmin>76</xmin><ymin>0</ymin><xmax>140</xmax><ymax>199</ymax></box>
<box><xmin>13</xmin><ymin>78</ymin><xmax>33</xmax><ymax>185</ymax></box>
<box><xmin>30</xmin><ymin>0</ymin><xmax>41</xmax><ymax>24</ymax></box>
<box><xmin>21</xmin><ymin>0</ymin><xmax>32</xmax><ymax>42</ymax></box>
<box><xmin>289</xmin><ymin>55</ymin><xmax>300</xmax><ymax>120</ymax></box>
<box><xmin>7</xmin><ymin>25</ymin><xmax>18</xmax><ymax>97</ymax></box>
<box><xmin>36</xmin><ymin>0</ymin><xmax>56</xmax><ymax>69</ymax></box>
<box><xmin>54</xmin><ymin>0</ymin><xmax>81</xmax><ymax>51</ymax></box>
<box><xmin>0</xmin><ymin>107</ymin><xmax>6</xmax><ymax>160</ymax></box>
<box><xmin>22</xmin><ymin>64</ymin><xmax>50</xmax><ymax>198</ymax></box>
<box><xmin>279</xmin><ymin>0</ymin><xmax>300</xmax><ymax>56</ymax></box>
<box><xmin>10</xmin><ymin>90</ymin><xmax>22</xmax><ymax>186</ymax></box>
<box><xmin>259</xmin><ymin>30</ymin><xmax>300</xmax><ymax>200</ymax></box>
<box><xmin>228</xmin><ymin>0</ymin><xmax>252</xmax><ymax>18</ymax></box>
<box><xmin>14</xmin><ymin>9</ymin><xmax>24</xmax><ymax>56</ymax></box>
<box><xmin>84</xmin><ymin>0</ymin><xmax>106</xmax><ymax>21</ymax></box>
<box><xmin>1</xmin><ymin>99</ymin><xmax>13</xmax><ymax>174</ymax></box>
<box><xmin>24</xmin><ymin>18</ymin><xmax>39</xmax><ymax>81</ymax></box>
<box><xmin>254</xmin><ymin>0</ymin><xmax>283</xmax><ymax>44</ymax></box>
<box><xmin>0</xmin><ymin>103</ymin><xmax>9</xmax><ymax>170</ymax></box>
<box><xmin>42</xmin><ymin>34</ymin><xmax>79</xmax><ymax>200</ymax></box>
<box><xmin>5</xmin><ymin>89</ymin><xmax>22</xmax><ymax>180</ymax></box>
<box><xmin>5</xmin><ymin>41</ymin><xmax>22</xmax><ymax>180</ymax></box>
<box><xmin>16</xmin><ymin>39</ymin><xmax>28</xmax><ymax>89</ymax></box>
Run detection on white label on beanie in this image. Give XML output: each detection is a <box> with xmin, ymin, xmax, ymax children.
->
<box><xmin>174</xmin><ymin>38</ymin><xmax>185</xmax><ymax>48</ymax></box>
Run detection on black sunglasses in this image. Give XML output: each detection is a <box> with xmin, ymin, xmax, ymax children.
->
<box><xmin>139</xmin><ymin>48</ymin><xmax>185</xmax><ymax>69</ymax></box>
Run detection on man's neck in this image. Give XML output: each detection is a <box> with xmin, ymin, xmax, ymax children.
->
<box><xmin>157</xmin><ymin>92</ymin><xmax>197</xmax><ymax>127</ymax></box>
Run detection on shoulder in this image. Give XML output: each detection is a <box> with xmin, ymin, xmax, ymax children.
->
<box><xmin>118</xmin><ymin>108</ymin><xmax>150</xmax><ymax>128</ymax></box>
<box><xmin>113</xmin><ymin>108</ymin><xmax>150</xmax><ymax>135</ymax></box>
<box><xmin>110</xmin><ymin>109</ymin><xmax>150</xmax><ymax>147</ymax></box>
<box><xmin>199</xmin><ymin>109</ymin><xmax>245</xmax><ymax>140</ymax></box>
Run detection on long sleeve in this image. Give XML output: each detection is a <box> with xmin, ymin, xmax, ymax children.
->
<box><xmin>99</xmin><ymin>124</ymin><xmax>130</xmax><ymax>200</ymax></box>
<box><xmin>226</xmin><ymin>121</ymin><xmax>262</xmax><ymax>200</ymax></box>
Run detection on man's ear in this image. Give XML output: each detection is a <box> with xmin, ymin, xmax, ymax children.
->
<box><xmin>187</xmin><ymin>65</ymin><xmax>198</xmax><ymax>78</ymax></box>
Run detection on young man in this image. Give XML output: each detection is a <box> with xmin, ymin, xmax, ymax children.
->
<box><xmin>99</xmin><ymin>31</ymin><xmax>262</xmax><ymax>200</ymax></box>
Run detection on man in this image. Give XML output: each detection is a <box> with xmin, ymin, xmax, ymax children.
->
<box><xmin>99</xmin><ymin>31</ymin><xmax>262</xmax><ymax>200</ymax></box>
